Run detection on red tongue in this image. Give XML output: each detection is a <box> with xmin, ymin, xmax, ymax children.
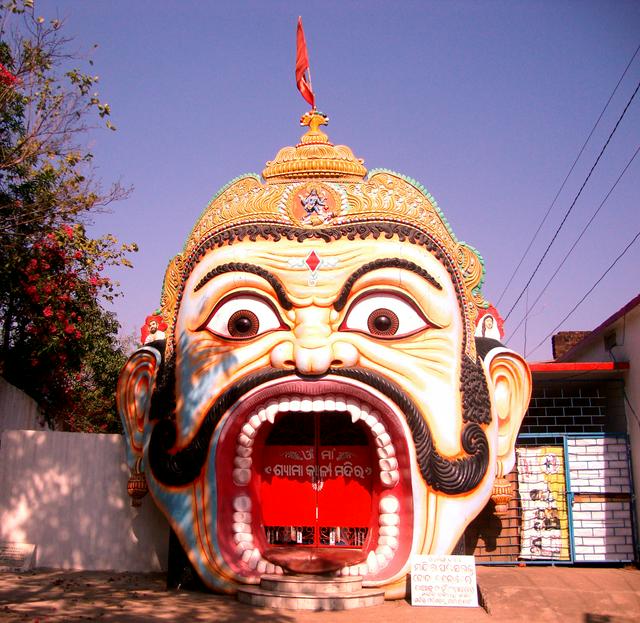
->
<box><xmin>263</xmin><ymin>546</ymin><xmax>366</xmax><ymax>574</ymax></box>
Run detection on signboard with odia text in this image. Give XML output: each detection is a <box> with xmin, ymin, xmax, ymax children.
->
<box><xmin>410</xmin><ymin>554</ymin><xmax>478</xmax><ymax>607</ymax></box>
<box><xmin>0</xmin><ymin>542</ymin><xmax>36</xmax><ymax>571</ymax></box>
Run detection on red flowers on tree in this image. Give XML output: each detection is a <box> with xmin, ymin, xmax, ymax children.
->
<box><xmin>0</xmin><ymin>61</ymin><xmax>18</xmax><ymax>86</ymax></box>
<box><xmin>19</xmin><ymin>225</ymin><xmax>109</xmax><ymax>360</ymax></box>
<box><xmin>0</xmin><ymin>5</ymin><xmax>136</xmax><ymax>432</ymax></box>
<box><xmin>10</xmin><ymin>224</ymin><xmax>134</xmax><ymax>430</ymax></box>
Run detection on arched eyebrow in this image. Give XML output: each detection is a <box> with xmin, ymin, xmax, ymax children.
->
<box><xmin>193</xmin><ymin>262</ymin><xmax>293</xmax><ymax>310</ymax></box>
<box><xmin>334</xmin><ymin>258</ymin><xmax>443</xmax><ymax>311</ymax></box>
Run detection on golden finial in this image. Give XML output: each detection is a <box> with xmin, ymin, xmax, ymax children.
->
<box><xmin>299</xmin><ymin>110</ymin><xmax>330</xmax><ymax>145</ymax></box>
<box><xmin>262</xmin><ymin>111</ymin><xmax>367</xmax><ymax>183</ymax></box>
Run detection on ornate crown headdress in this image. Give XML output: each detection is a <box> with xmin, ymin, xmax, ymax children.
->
<box><xmin>161</xmin><ymin>112</ymin><xmax>488</xmax><ymax>359</ymax></box>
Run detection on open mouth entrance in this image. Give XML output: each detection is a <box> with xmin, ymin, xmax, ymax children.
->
<box><xmin>213</xmin><ymin>377</ymin><xmax>413</xmax><ymax>582</ymax></box>
<box><xmin>259</xmin><ymin>411</ymin><xmax>374</xmax><ymax>572</ymax></box>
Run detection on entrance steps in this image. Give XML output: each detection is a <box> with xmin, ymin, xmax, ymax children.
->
<box><xmin>236</xmin><ymin>573</ymin><xmax>385</xmax><ymax>611</ymax></box>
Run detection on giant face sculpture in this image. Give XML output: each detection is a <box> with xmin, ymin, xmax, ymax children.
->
<box><xmin>118</xmin><ymin>112</ymin><xmax>531</xmax><ymax>599</ymax></box>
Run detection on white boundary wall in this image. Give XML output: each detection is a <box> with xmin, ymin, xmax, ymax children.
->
<box><xmin>0</xmin><ymin>429</ymin><xmax>168</xmax><ymax>571</ymax></box>
<box><xmin>0</xmin><ymin>377</ymin><xmax>47</xmax><ymax>432</ymax></box>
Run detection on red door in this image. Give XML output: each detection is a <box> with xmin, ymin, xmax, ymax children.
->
<box><xmin>260</xmin><ymin>412</ymin><xmax>374</xmax><ymax>548</ymax></box>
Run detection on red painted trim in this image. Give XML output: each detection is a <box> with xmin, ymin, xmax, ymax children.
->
<box><xmin>529</xmin><ymin>361</ymin><xmax>629</xmax><ymax>373</ymax></box>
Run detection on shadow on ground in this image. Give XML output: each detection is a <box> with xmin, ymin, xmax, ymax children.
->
<box><xmin>2</xmin><ymin>566</ymin><xmax>640</xmax><ymax>623</ymax></box>
<box><xmin>0</xmin><ymin>570</ymin><xmax>296</xmax><ymax>623</ymax></box>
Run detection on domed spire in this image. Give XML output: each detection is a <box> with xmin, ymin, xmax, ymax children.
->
<box><xmin>262</xmin><ymin>111</ymin><xmax>367</xmax><ymax>183</ymax></box>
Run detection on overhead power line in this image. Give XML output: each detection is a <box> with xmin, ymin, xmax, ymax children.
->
<box><xmin>503</xmin><ymin>77</ymin><xmax>640</xmax><ymax>323</ymax></box>
<box><xmin>498</xmin><ymin>44</ymin><xmax>640</xmax><ymax>307</ymax></box>
<box><xmin>526</xmin><ymin>229</ymin><xmax>640</xmax><ymax>358</ymax></box>
<box><xmin>496</xmin><ymin>42</ymin><xmax>640</xmax><ymax>308</ymax></box>
<box><xmin>506</xmin><ymin>144</ymin><xmax>640</xmax><ymax>353</ymax></box>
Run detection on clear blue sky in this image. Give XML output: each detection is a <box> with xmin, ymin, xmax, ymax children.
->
<box><xmin>39</xmin><ymin>1</ymin><xmax>640</xmax><ymax>360</ymax></box>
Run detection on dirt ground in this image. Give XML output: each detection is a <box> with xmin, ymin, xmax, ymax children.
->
<box><xmin>1</xmin><ymin>566</ymin><xmax>639</xmax><ymax>623</ymax></box>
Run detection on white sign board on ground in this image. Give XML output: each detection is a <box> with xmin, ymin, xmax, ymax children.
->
<box><xmin>0</xmin><ymin>542</ymin><xmax>36</xmax><ymax>571</ymax></box>
<box><xmin>411</xmin><ymin>554</ymin><xmax>478</xmax><ymax>607</ymax></box>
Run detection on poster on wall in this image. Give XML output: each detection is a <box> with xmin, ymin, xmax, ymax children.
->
<box><xmin>516</xmin><ymin>446</ymin><xmax>570</xmax><ymax>560</ymax></box>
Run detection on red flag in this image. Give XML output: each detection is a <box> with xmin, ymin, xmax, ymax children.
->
<box><xmin>296</xmin><ymin>17</ymin><xmax>315</xmax><ymax>109</ymax></box>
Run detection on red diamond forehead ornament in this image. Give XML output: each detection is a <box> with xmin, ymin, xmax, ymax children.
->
<box><xmin>305</xmin><ymin>250</ymin><xmax>320</xmax><ymax>272</ymax></box>
<box><xmin>288</xmin><ymin>250</ymin><xmax>338</xmax><ymax>286</ymax></box>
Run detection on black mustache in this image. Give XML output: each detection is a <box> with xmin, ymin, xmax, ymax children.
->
<box><xmin>331</xmin><ymin>367</ymin><xmax>489</xmax><ymax>494</ymax></box>
<box><xmin>148</xmin><ymin>366</ymin><xmax>490</xmax><ymax>495</ymax></box>
<box><xmin>148</xmin><ymin>368</ymin><xmax>290</xmax><ymax>485</ymax></box>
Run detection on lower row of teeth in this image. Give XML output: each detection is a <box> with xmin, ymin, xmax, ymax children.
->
<box><xmin>339</xmin><ymin>494</ymin><xmax>399</xmax><ymax>576</ymax></box>
<box><xmin>231</xmin><ymin>394</ymin><xmax>400</xmax><ymax>488</ymax></box>
<box><xmin>231</xmin><ymin>496</ymin><xmax>283</xmax><ymax>575</ymax></box>
<box><xmin>231</xmin><ymin>494</ymin><xmax>400</xmax><ymax>576</ymax></box>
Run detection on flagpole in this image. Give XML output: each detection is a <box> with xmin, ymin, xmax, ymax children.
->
<box><xmin>306</xmin><ymin>67</ymin><xmax>315</xmax><ymax>110</ymax></box>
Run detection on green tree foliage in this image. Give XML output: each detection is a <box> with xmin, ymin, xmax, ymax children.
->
<box><xmin>0</xmin><ymin>1</ymin><xmax>136</xmax><ymax>432</ymax></box>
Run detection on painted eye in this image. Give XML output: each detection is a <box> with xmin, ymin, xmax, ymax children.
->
<box><xmin>339</xmin><ymin>291</ymin><xmax>430</xmax><ymax>339</ymax></box>
<box><xmin>203</xmin><ymin>294</ymin><xmax>285</xmax><ymax>340</ymax></box>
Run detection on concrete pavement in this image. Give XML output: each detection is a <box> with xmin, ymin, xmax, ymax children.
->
<box><xmin>1</xmin><ymin>566</ymin><xmax>639</xmax><ymax>622</ymax></box>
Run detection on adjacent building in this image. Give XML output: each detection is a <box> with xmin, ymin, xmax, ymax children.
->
<box><xmin>468</xmin><ymin>294</ymin><xmax>639</xmax><ymax>565</ymax></box>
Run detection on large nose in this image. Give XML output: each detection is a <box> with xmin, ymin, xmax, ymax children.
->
<box><xmin>270</xmin><ymin>307</ymin><xmax>357</xmax><ymax>375</ymax></box>
<box><xmin>293</xmin><ymin>307</ymin><xmax>333</xmax><ymax>375</ymax></box>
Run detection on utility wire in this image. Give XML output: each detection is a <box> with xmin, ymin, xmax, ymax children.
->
<box><xmin>507</xmin><ymin>144</ymin><xmax>640</xmax><ymax>351</ymax></box>
<box><xmin>496</xmin><ymin>42</ymin><xmax>640</xmax><ymax>307</ymax></box>
<box><xmin>623</xmin><ymin>387</ymin><xmax>640</xmax><ymax>430</ymax></box>
<box><xmin>526</xmin><ymin>229</ymin><xmax>640</xmax><ymax>358</ymax></box>
<box><xmin>504</xmin><ymin>78</ymin><xmax>640</xmax><ymax>323</ymax></box>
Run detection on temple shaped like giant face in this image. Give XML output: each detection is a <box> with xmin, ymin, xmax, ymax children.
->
<box><xmin>118</xmin><ymin>111</ymin><xmax>531</xmax><ymax>599</ymax></box>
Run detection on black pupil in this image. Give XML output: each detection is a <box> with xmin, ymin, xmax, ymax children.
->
<box><xmin>234</xmin><ymin>316</ymin><xmax>253</xmax><ymax>333</ymax></box>
<box><xmin>373</xmin><ymin>315</ymin><xmax>393</xmax><ymax>332</ymax></box>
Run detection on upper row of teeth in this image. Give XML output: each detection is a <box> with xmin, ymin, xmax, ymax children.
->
<box><xmin>232</xmin><ymin>395</ymin><xmax>400</xmax><ymax>488</ymax></box>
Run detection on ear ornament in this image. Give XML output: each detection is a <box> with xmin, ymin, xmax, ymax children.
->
<box><xmin>127</xmin><ymin>456</ymin><xmax>148</xmax><ymax>507</ymax></box>
<box><xmin>491</xmin><ymin>461</ymin><xmax>513</xmax><ymax>517</ymax></box>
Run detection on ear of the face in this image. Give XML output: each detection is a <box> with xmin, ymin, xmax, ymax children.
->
<box><xmin>116</xmin><ymin>346</ymin><xmax>162</xmax><ymax>470</ymax></box>
<box><xmin>484</xmin><ymin>347</ymin><xmax>532</xmax><ymax>476</ymax></box>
